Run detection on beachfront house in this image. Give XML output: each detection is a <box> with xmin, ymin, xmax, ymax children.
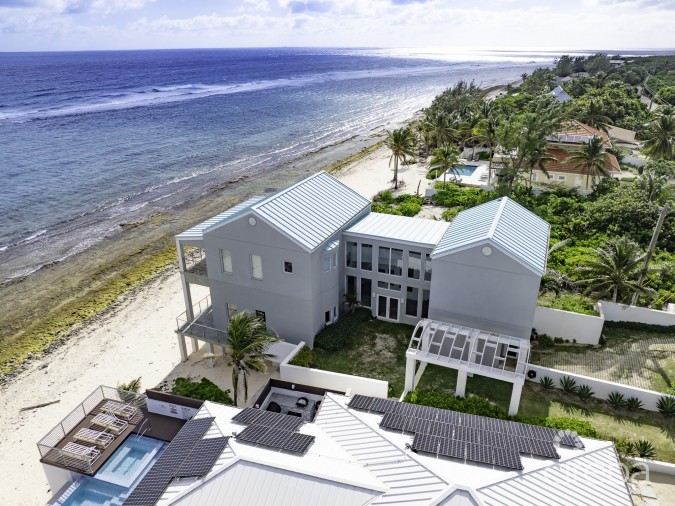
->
<box><xmin>530</xmin><ymin>120</ymin><xmax>621</xmax><ymax>191</ymax></box>
<box><xmin>175</xmin><ymin>171</ymin><xmax>549</xmax><ymax>359</ymax></box>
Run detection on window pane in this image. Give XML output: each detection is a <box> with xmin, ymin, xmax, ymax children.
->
<box><xmin>284</xmin><ymin>261</ymin><xmax>293</xmax><ymax>273</ymax></box>
<box><xmin>228</xmin><ymin>304</ymin><xmax>237</xmax><ymax>319</ymax></box>
<box><xmin>325</xmin><ymin>310</ymin><xmax>331</xmax><ymax>323</ymax></box>
<box><xmin>346</xmin><ymin>241</ymin><xmax>357</xmax><ymax>268</ymax></box>
<box><xmin>332</xmin><ymin>253</ymin><xmax>337</xmax><ymax>268</ymax></box>
<box><xmin>406</xmin><ymin>287</ymin><xmax>419</xmax><ymax>317</ymax></box>
<box><xmin>377</xmin><ymin>281</ymin><xmax>388</xmax><ymax>289</ymax></box>
<box><xmin>408</xmin><ymin>251</ymin><xmax>421</xmax><ymax>279</ymax></box>
<box><xmin>377</xmin><ymin>296</ymin><xmax>387</xmax><ymax>318</ymax></box>
<box><xmin>422</xmin><ymin>289</ymin><xmax>430</xmax><ymax>318</ymax></box>
<box><xmin>251</xmin><ymin>255</ymin><xmax>263</xmax><ymax>279</ymax></box>
<box><xmin>424</xmin><ymin>254</ymin><xmax>432</xmax><ymax>281</ymax></box>
<box><xmin>389</xmin><ymin>299</ymin><xmax>398</xmax><ymax>320</ymax></box>
<box><xmin>347</xmin><ymin>275</ymin><xmax>357</xmax><ymax>295</ymax></box>
<box><xmin>361</xmin><ymin>278</ymin><xmax>372</xmax><ymax>308</ymax></box>
<box><xmin>221</xmin><ymin>249</ymin><xmax>232</xmax><ymax>273</ymax></box>
<box><xmin>361</xmin><ymin>244</ymin><xmax>373</xmax><ymax>271</ymax></box>
<box><xmin>322</xmin><ymin>256</ymin><xmax>331</xmax><ymax>272</ymax></box>
<box><xmin>391</xmin><ymin>249</ymin><xmax>403</xmax><ymax>276</ymax></box>
<box><xmin>378</xmin><ymin>247</ymin><xmax>389</xmax><ymax>273</ymax></box>
<box><xmin>390</xmin><ymin>284</ymin><xmax>401</xmax><ymax>291</ymax></box>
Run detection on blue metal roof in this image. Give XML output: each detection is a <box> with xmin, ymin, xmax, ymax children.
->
<box><xmin>431</xmin><ymin>197</ymin><xmax>550</xmax><ymax>276</ymax></box>
<box><xmin>176</xmin><ymin>196</ymin><xmax>266</xmax><ymax>241</ymax></box>
<box><xmin>344</xmin><ymin>213</ymin><xmax>450</xmax><ymax>248</ymax></box>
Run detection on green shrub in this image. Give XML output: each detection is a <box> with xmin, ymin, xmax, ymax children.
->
<box><xmin>289</xmin><ymin>345</ymin><xmax>317</xmax><ymax>368</ymax></box>
<box><xmin>553</xmin><ymin>337</ymin><xmax>564</xmax><ymax>344</ymax></box>
<box><xmin>516</xmin><ymin>416</ymin><xmax>599</xmax><ymax>439</ymax></box>
<box><xmin>397</xmin><ymin>201</ymin><xmax>422</xmax><ymax>217</ymax></box>
<box><xmin>634</xmin><ymin>439</ymin><xmax>657</xmax><ymax>459</ymax></box>
<box><xmin>375</xmin><ymin>190</ymin><xmax>395</xmax><ymax>204</ymax></box>
<box><xmin>560</xmin><ymin>376</ymin><xmax>578</xmax><ymax>394</ymax></box>
<box><xmin>540</xmin><ymin>376</ymin><xmax>555</xmax><ymax>389</ymax></box>
<box><xmin>371</xmin><ymin>202</ymin><xmax>402</xmax><ymax>215</ymax></box>
<box><xmin>537</xmin><ymin>293</ymin><xmax>599</xmax><ymax>316</ymax></box>
<box><xmin>603</xmin><ymin>320</ymin><xmax>675</xmax><ymax>335</ymax></box>
<box><xmin>395</xmin><ymin>194</ymin><xmax>424</xmax><ymax>205</ymax></box>
<box><xmin>171</xmin><ymin>377</ymin><xmax>234</xmax><ymax>405</ymax></box>
<box><xmin>314</xmin><ymin>308</ymin><xmax>371</xmax><ymax>352</ymax></box>
<box><xmin>625</xmin><ymin>396</ymin><xmax>644</xmax><ymax>411</ymax></box>
<box><xmin>441</xmin><ymin>208</ymin><xmax>460</xmax><ymax>221</ymax></box>
<box><xmin>656</xmin><ymin>395</ymin><xmax>675</xmax><ymax>417</ymax></box>
<box><xmin>538</xmin><ymin>334</ymin><xmax>554</xmax><ymax>346</ymax></box>
<box><xmin>577</xmin><ymin>385</ymin><xmax>595</xmax><ymax>402</ymax></box>
<box><xmin>607</xmin><ymin>391</ymin><xmax>626</xmax><ymax>409</ymax></box>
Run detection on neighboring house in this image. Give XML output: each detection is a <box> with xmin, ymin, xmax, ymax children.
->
<box><xmin>548</xmin><ymin>85</ymin><xmax>571</xmax><ymax>103</ymax></box>
<box><xmin>175</xmin><ymin>172</ymin><xmax>548</xmax><ymax>357</ymax></box>
<box><xmin>531</xmin><ymin>120</ymin><xmax>621</xmax><ymax>190</ymax></box>
<box><xmin>610</xmin><ymin>59</ymin><xmax>625</xmax><ymax>68</ymax></box>
<box><xmin>607</xmin><ymin>125</ymin><xmax>639</xmax><ymax>149</ymax></box>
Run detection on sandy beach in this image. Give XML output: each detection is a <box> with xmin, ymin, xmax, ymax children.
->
<box><xmin>0</xmin><ymin>141</ymin><xmax>432</xmax><ymax>505</ymax></box>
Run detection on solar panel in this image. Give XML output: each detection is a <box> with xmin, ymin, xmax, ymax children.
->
<box><xmin>232</xmin><ymin>408</ymin><xmax>262</xmax><ymax>425</ymax></box>
<box><xmin>259</xmin><ymin>427</ymin><xmax>294</xmax><ymax>447</ymax></box>
<box><xmin>369</xmin><ymin>398</ymin><xmax>395</xmax><ymax>414</ymax></box>
<box><xmin>438</xmin><ymin>438</ymin><xmax>465</xmax><ymax>460</ymax></box>
<box><xmin>455</xmin><ymin>426</ymin><xmax>480</xmax><ymax>444</ymax></box>
<box><xmin>411</xmin><ymin>433</ymin><xmax>439</xmax><ymax>455</ymax></box>
<box><xmin>380</xmin><ymin>412</ymin><xmax>404</xmax><ymax>432</ymax></box>
<box><xmin>348</xmin><ymin>394</ymin><xmax>374</xmax><ymax>411</ymax></box>
<box><xmin>559</xmin><ymin>432</ymin><xmax>584</xmax><ymax>448</ymax></box>
<box><xmin>493</xmin><ymin>447</ymin><xmax>524</xmax><ymax>470</ymax></box>
<box><xmin>175</xmin><ymin>437</ymin><xmax>229</xmax><ymax>478</ymax></box>
<box><xmin>429</xmin><ymin>421</ymin><xmax>453</xmax><ymax>439</ymax></box>
<box><xmin>283</xmin><ymin>433</ymin><xmax>315</xmax><ymax>453</ymax></box>
<box><xmin>466</xmin><ymin>443</ymin><xmax>494</xmax><ymax>466</ymax></box>
<box><xmin>407</xmin><ymin>417</ymin><xmax>430</xmax><ymax>435</ymax></box>
<box><xmin>236</xmin><ymin>424</ymin><xmax>270</xmax><ymax>443</ymax></box>
<box><xmin>529</xmin><ymin>439</ymin><xmax>560</xmax><ymax>459</ymax></box>
<box><xmin>514</xmin><ymin>437</ymin><xmax>533</xmax><ymax>454</ymax></box>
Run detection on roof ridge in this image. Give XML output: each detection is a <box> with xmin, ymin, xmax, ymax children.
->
<box><xmin>486</xmin><ymin>197</ymin><xmax>507</xmax><ymax>240</ymax></box>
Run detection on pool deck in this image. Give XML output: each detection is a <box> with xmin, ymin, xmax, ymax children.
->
<box><xmin>40</xmin><ymin>400</ymin><xmax>185</xmax><ymax>476</ymax></box>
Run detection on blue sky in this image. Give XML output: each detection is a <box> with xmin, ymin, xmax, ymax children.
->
<box><xmin>1</xmin><ymin>0</ymin><xmax>674</xmax><ymax>51</ymax></box>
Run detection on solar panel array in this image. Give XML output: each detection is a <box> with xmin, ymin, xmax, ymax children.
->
<box><xmin>349</xmin><ymin>395</ymin><xmax>584</xmax><ymax>471</ymax></box>
<box><xmin>233</xmin><ymin>407</ymin><xmax>315</xmax><ymax>454</ymax></box>
<box><xmin>125</xmin><ymin>417</ymin><xmax>228</xmax><ymax>505</ymax></box>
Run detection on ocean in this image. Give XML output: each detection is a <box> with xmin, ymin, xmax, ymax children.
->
<box><xmin>0</xmin><ymin>47</ymin><xmax>557</xmax><ymax>282</ymax></box>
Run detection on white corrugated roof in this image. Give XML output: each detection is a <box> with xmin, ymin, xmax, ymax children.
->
<box><xmin>477</xmin><ymin>445</ymin><xmax>631</xmax><ymax>506</ymax></box>
<box><xmin>431</xmin><ymin>198</ymin><xmax>549</xmax><ymax>276</ymax></box>
<box><xmin>345</xmin><ymin>213</ymin><xmax>450</xmax><ymax>248</ymax></box>
<box><xmin>250</xmin><ymin>171</ymin><xmax>370</xmax><ymax>252</ymax></box>
<box><xmin>176</xmin><ymin>196</ymin><xmax>266</xmax><ymax>241</ymax></box>
<box><xmin>549</xmin><ymin>85</ymin><xmax>571</xmax><ymax>103</ymax></box>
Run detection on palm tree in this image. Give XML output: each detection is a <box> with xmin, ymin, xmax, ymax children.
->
<box><xmin>427</xmin><ymin>145</ymin><xmax>460</xmax><ymax>183</ymax></box>
<box><xmin>576</xmin><ymin>237</ymin><xmax>654</xmax><ymax>303</ymax></box>
<box><xmin>385</xmin><ymin>127</ymin><xmax>416</xmax><ymax>189</ymax></box>
<box><xmin>414</xmin><ymin>120</ymin><xmax>434</xmax><ymax>157</ymax></box>
<box><xmin>577</xmin><ymin>99</ymin><xmax>613</xmax><ymax>132</ymax></box>
<box><xmin>525</xmin><ymin>145</ymin><xmax>558</xmax><ymax>188</ymax></box>
<box><xmin>642</xmin><ymin>112</ymin><xmax>675</xmax><ymax>161</ymax></box>
<box><xmin>565</xmin><ymin>136</ymin><xmax>610</xmax><ymax>190</ymax></box>
<box><xmin>225</xmin><ymin>311</ymin><xmax>279</xmax><ymax>406</ymax></box>
<box><xmin>474</xmin><ymin>115</ymin><xmax>500</xmax><ymax>184</ymax></box>
<box><xmin>427</xmin><ymin>113</ymin><xmax>453</xmax><ymax>148</ymax></box>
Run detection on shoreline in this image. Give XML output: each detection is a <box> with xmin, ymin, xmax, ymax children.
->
<box><xmin>0</xmin><ymin>80</ymin><xmax>514</xmax><ymax>380</ymax></box>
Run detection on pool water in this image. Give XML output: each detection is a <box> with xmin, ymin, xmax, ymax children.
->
<box><xmin>448</xmin><ymin>164</ymin><xmax>479</xmax><ymax>177</ymax></box>
<box><xmin>55</xmin><ymin>436</ymin><xmax>165</xmax><ymax>506</ymax></box>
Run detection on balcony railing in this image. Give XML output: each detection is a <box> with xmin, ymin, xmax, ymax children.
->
<box><xmin>176</xmin><ymin>295</ymin><xmax>229</xmax><ymax>346</ymax></box>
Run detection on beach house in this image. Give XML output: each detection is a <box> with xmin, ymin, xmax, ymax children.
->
<box><xmin>174</xmin><ymin>172</ymin><xmax>549</xmax><ymax>358</ymax></box>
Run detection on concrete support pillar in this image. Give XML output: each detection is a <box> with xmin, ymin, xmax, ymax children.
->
<box><xmin>207</xmin><ymin>343</ymin><xmax>215</xmax><ymax>354</ymax></box>
<box><xmin>191</xmin><ymin>338</ymin><xmax>199</xmax><ymax>353</ymax></box>
<box><xmin>509</xmin><ymin>381</ymin><xmax>524</xmax><ymax>416</ymax></box>
<box><xmin>177</xmin><ymin>334</ymin><xmax>188</xmax><ymax>362</ymax></box>
<box><xmin>405</xmin><ymin>357</ymin><xmax>416</xmax><ymax>392</ymax></box>
<box><xmin>456</xmin><ymin>370</ymin><xmax>468</xmax><ymax>397</ymax></box>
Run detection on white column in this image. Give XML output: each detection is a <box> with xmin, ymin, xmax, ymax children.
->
<box><xmin>456</xmin><ymin>370</ymin><xmax>468</xmax><ymax>397</ymax></box>
<box><xmin>191</xmin><ymin>338</ymin><xmax>199</xmax><ymax>353</ymax></box>
<box><xmin>508</xmin><ymin>381</ymin><xmax>523</xmax><ymax>416</ymax></box>
<box><xmin>177</xmin><ymin>334</ymin><xmax>188</xmax><ymax>362</ymax></box>
<box><xmin>405</xmin><ymin>357</ymin><xmax>416</xmax><ymax>392</ymax></box>
<box><xmin>207</xmin><ymin>343</ymin><xmax>215</xmax><ymax>354</ymax></box>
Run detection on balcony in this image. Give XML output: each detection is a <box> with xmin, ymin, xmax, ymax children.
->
<box><xmin>182</xmin><ymin>248</ymin><xmax>209</xmax><ymax>286</ymax></box>
<box><xmin>176</xmin><ymin>295</ymin><xmax>229</xmax><ymax>347</ymax></box>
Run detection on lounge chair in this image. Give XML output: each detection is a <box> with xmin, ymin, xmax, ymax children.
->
<box><xmin>62</xmin><ymin>442</ymin><xmax>101</xmax><ymax>464</ymax></box>
<box><xmin>91</xmin><ymin>413</ymin><xmax>128</xmax><ymax>434</ymax></box>
<box><xmin>102</xmin><ymin>400</ymin><xmax>138</xmax><ymax>420</ymax></box>
<box><xmin>74</xmin><ymin>428</ymin><xmax>115</xmax><ymax>449</ymax></box>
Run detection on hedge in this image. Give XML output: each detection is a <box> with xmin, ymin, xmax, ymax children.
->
<box><xmin>171</xmin><ymin>377</ymin><xmax>234</xmax><ymax>405</ymax></box>
<box><xmin>314</xmin><ymin>308</ymin><xmax>372</xmax><ymax>352</ymax></box>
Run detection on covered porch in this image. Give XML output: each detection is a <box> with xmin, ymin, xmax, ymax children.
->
<box><xmin>405</xmin><ymin>318</ymin><xmax>531</xmax><ymax>415</ymax></box>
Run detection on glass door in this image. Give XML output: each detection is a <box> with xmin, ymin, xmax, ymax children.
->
<box><xmin>377</xmin><ymin>296</ymin><xmax>399</xmax><ymax>321</ymax></box>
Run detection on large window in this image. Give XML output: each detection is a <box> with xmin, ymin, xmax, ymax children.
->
<box><xmin>422</xmin><ymin>289</ymin><xmax>430</xmax><ymax>318</ymax></box>
<box><xmin>378</xmin><ymin>247</ymin><xmax>403</xmax><ymax>276</ymax></box>
<box><xmin>251</xmin><ymin>254</ymin><xmax>263</xmax><ymax>280</ymax></box>
<box><xmin>347</xmin><ymin>275</ymin><xmax>357</xmax><ymax>295</ymax></box>
<box><xmin>406</xmin><ymin>287</ymin><xmax>419</xmax><ymax>317</ymax></box>
<box><xmin>220</xmin><ymin>249</ymin><xmax>233</xmax><ymax>273</ymax></box>
<box><xmin>322</xmin><ymin>256</ymin><xmax>331</xmax><ymax>272</ymax></box>
<box><xmin>361</xmin><ymin>243</ymin><xmax>373</xmax><ymax>271</ymax></box>
<box><xmin>424</xmin><ymin>254</ymin><xmax>432</xmax><ymax>281</ymax></box>
<box><xmin>360</xmin><ymin>278</ymin><xmax>372</xmax><ymax>308</ymax></box>
<box><xmin>346</xmin><ymin>241</ymin><xmax>357</xmax><ymax>268</ymax></box>
<box><xmin>408</xmin><ymin>251</ymin><xmax>421</xmax><ymax>279</ymax></box>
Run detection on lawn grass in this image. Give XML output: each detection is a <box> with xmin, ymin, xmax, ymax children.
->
<box><xmin>311</xmin><ymin>316</ymin><xmax>675</xmax><ymax>462</ymax></box>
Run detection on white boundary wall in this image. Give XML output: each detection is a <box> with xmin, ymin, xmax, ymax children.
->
<box><xmin>279</xmin><ymin>342</ymin><xmax>389</xmax><ymax>398</ymax></box>
<box><xmin>599</xmin><ymin>300</ymin><xmax>675</xmax><ymax>326</ymax></box>
<box><xmin>630</xmin><ymin>458</ymin><xmax>675</xmax><ymax>477</ymax></box>
<box><xmin>533</xmin><ymin>306</ymin><xmax>604</xmax><ymax>344</ymax></box>
<box><xmin>526</xmin><ymin>364</ymin><xmax>672</xmax><ymax>412</ymax></box>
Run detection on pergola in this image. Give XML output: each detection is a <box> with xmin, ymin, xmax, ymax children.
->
<box><xmin>405</xmin><ymin>319</ymin><xmax>531</xmax><ymax>415</ymax></box>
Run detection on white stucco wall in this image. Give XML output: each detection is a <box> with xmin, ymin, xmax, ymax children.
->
<box><xmin>526</xmin><ymin>364</ymin><xmax>672</xmax><ymax>412</ymax></box>
<box><xmin>599</xmin><ymin>300</ymin><xmax>675</xmax><ymax>326</ymax></box>
<box><xmin>533</xmin><ymin>306</ymin><xmax>605</xmax><ymax>344</ymax></box>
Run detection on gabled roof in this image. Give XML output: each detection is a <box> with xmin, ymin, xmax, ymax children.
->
<box><xmin>547</xmin><ymin>120</ymin><xmax>612</xmax><ymax>148</ymax></box>
<box><xmin>176</xmin><ymin>196</ymin><xmax>266</xmax><ymax>241</ymax></box>
<box><xmin>541</xmin><ymin>147</ymin><xmax>621</xmax><ymax>175</ymax></box>
<box><xmin>549</xmin><ymin>86</ymin><xmax>571</xmax><ymax>103</ymax></box>
<box><xmin>203</xmin><ymin>172</ymin><xmax>370</xmax><ymax>252</ymax></box>
<box><xmin>345</xmin><ymin>213</ymin><xmax>450</xmax><ymax>248</ymax></box>
<box><xmin>431</xmin><ymin>198</ymin><xmax>550</xmax><ymax>277</ymax></box>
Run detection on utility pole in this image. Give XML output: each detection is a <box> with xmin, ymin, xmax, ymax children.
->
<box><xmin>631</xmin><ymin>204</ymin><xmax>670</xmax><ymax>306</ymax></box>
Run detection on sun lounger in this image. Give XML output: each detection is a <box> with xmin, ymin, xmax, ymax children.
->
<box><xmin>74</xmin><ymin>428</ymin><xmax>115</xmax><ymax>449</ymax></box>
<box><xmin>62</xmin><ymin>442</ymin><xmax>101</xmax><ymax>464</ymax></box>
<box><xmin>102</xmin><ymin>400</ymin><xmax>138</xmax><ymax>420</ymax></box>
<box><xmin>91</xmin><ymin>413</ymin><xmax>128</xmax><ymax>434</ymax></box>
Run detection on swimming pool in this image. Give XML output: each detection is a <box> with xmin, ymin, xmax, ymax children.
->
<box><xmin>53</xmin><ymin>436</ymin><xmax>165</xmax><ymax>506</ymax></box>
<box><xmin>447</xmin><ymin>163</ymin><xmax>479</xmax><ymax>177</ymax></box>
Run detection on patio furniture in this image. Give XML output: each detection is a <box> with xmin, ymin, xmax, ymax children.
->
<box><xmin>91</xmin><ymin>413</ymin><xmax>128</xmax><ymax>435</ymax></box>
<box><xmin>296</xmin><ymin>397</ymin><xmax>309</xmax><ymax>408</ymax></box>
<box><xmin>102</xmin><ymin>400</ymin><xmax>138</xmax><ymax>420</ymax></box>
<box><xmin>61</xmin><ymin>442</ymin><xmax>101</xmax><ymax>464</ymax></box>
<box><xmin>267</xmin><ymin>401</ymin><xmax>281</xmax><ymax>413</ymax></box>
<box><xmin>74</xmin><ymin>428</ymin><xmax>115</xmax><ymax>449</ymax></box>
